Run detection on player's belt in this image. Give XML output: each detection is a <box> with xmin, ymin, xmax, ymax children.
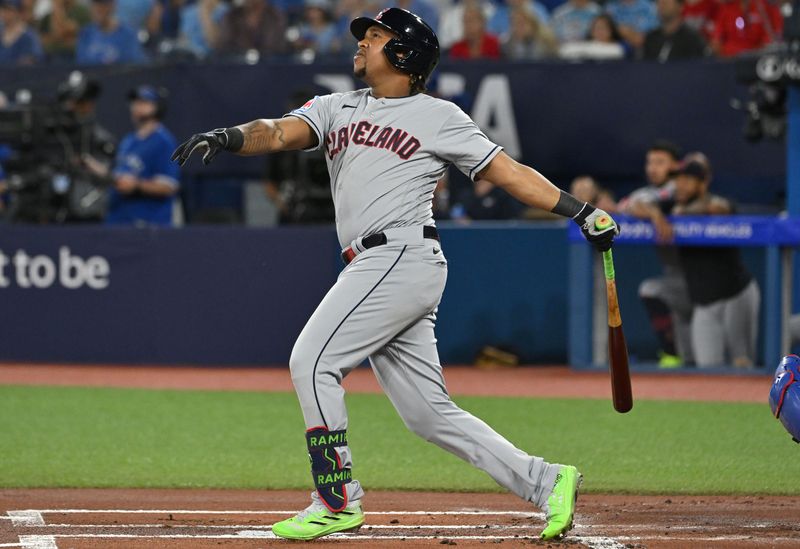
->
<box><xmin>341</xmin><ymin>226</ymin><xmax>439</xmax><ymax>265</ymax></box>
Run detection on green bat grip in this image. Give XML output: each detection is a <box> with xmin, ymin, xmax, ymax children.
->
<box><xmin>594</xmin><ymin>216</ymin><xmax>616</xmax><ymax>281</ymax></box>
<box><xmin>602</xmin><ymin>250</ymin><xmax>615</xmax><ymax>281</ymax></box>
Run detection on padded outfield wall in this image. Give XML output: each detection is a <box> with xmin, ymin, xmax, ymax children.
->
<box><xmin>0</xmin><ymin>223</ymin><xmax>784</xmax><ymax>365</ymax></box>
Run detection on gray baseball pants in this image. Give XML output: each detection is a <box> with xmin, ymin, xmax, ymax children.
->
<box><xmin>691</xmin><ymin>280</ymin><xmax>760</xmax><ymax>368</ymax></box>
<box><xmin>289</xmin><ymin>227</ymin><xmax>560</xmax><ymax>509</ymax></box>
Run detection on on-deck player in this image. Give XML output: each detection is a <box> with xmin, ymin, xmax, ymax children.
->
<box><xmin>172</xmin><ymin>7</ymin><xmax>618</xmax><ymax>542</ymax></box>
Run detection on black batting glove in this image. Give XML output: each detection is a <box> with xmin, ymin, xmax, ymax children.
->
<box><xmin>574</xmin><ymin>205</ymin><xmax>619</xmax><ymax>252</ymax></box>
<box><xmin>171</xmin><ymin>127</ymin><xmax>242</xmax><ymax>166</ymax></box>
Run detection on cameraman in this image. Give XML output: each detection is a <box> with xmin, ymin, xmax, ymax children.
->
<box><xmin>2</xmin><ymin>73</ymin><xmax>114</xmax><ymax>223</ymax></box>
<box><xmin>107</xmin><ymin>85</ymin><xmax>179</xmax><ymax>227</ymax></box>
<box><xmin>57</xmin><ymin>71</ymin><xmax>116</xmax><ymax>221</ymax></box>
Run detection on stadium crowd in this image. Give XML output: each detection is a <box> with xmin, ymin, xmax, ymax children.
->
<box><xmin>0</xmin><ymin>0</ymin><xmax>790</xmax><ymax>66</ymax></box>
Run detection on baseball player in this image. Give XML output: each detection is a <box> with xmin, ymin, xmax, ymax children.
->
<box><xmin>172</xmin><ymin>7</ymin><xmax>618</xmax><ymax>541</ymax></box>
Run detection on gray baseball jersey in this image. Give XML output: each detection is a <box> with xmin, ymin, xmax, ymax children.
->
<box><xmin>285</xmin><ymin>89</ymin><xmax>561</xmax><ymax>515</ymax></box>
<box><xmin>286</xmin><ymin>89</ymin><xmax>502</xmax><ymax>247</ymax></box>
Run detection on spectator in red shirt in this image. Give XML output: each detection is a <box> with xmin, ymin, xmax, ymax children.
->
<box><xmin>449</xmin><ymin>3</ymin><xmax>501</xmax><ymax>59</ymax></box>
<box><xmin>682</xmin><ymin>0</ymin><xmax>719</xmax><ymax>40</ymax></box>
<box><xmin>711</xmin><ymin>0</ymin><xmax>783</xmax><ymax>57</ymax></box>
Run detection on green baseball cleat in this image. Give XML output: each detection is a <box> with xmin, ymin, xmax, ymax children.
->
<box><xmin>540</xmin><ymin>465</ymin><xmax>582</xmax><ymax>540</ymax></box>
<box><xmin>658</xmin><ymin>351</ymin><xmax>683</xmax><ymax>369</ymax></box>
<box><xmin>271</xmin><ymin>501</ymin><xmax>364</xmax><ymax>541</ymax></box>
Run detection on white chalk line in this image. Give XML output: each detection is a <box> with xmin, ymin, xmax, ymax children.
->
<box><xmin>16</xmin><ymin>536</ymin><xmax>56</xmax><ymax>549</ymax></box>
<box><xmin>614</xmin><ymin>535</ymin><xmax>800</xmax><ymax>543</ymax></box>
<box><xmin>5</xmin><ymin>512</ymin><xmax>44</xmax><ymax>527</ymax></box>
<box><xmin>15</xmin><ymin>532</ymin><xmax>799</xmax><ymax>545</ymax></box>
<box><xmin>21</xmin><ymin>509</ymin><xmax>540</xmax><ymax>516</ymax></box>
<box><xmin>17</xmin><ymin>532</ymin><xmax>624</xmax><ymax>542</ymax></box>
<box><xmin>27</xmin><ymin>522</ymin><xmax>792</xmax><ymax>531</ymax></box>
<box><xmin>16</xmin><ymin>524</ymin><xmax>538</xmax><ymax>530</ymax></box>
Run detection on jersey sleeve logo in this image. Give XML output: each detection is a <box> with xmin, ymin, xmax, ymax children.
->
<box><xmin>294</xmin><ymin>96</ymin><xmax>318</xmax><ymax>113</ymax></box>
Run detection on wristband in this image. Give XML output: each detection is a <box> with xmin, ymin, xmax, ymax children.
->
<box><xmin>223</xmin><ymin>127</ymin><xmax>244</xmax><ymax>152</ymax></box>
<box><xmin>551</xmin><ymin>190</ymin><xmax>592</xmax><ymax>222</ymax></box>
<box><xmin>572</xmin><ymin>202</ymin><xmax>596</xmax><ymax>226</ymax></box>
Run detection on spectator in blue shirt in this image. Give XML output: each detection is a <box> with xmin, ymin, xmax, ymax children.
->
<box><xmin>115</xmin><ymin>0</ymin><xmax>156</xmax><ymax>33</ymax></box>
<box><xmin>108</xmin><ymin>86</ymin><xmax>180</xmax><ymax>227</ymax></box>
<box><xmin>551</xmin><ymin>0</ymin><xmax>601</xmax><ymax>44</ymax></box>
<box><xmin>181</xmin><ymin>0</ymin><xmax>229</xmax><ymax>58</ymax></box>
<box><xmin>605</xmin><ymin>0</ymin><xmax>658</xmax><ymax>49</ymax></box>
<box><xmin>292</xmin><ymin>0</ymin><xmax>338</xmax><ymax>57</ymax></box>
<box><xmin>488</xmin><ymin>0</ymin><xmax>550</xmax><ymax>39</ymax></box>
<box><xmin>0</xmin><ymin>0</ymin><xmax>43</xmax><ymax>65</ymax></box>
<box><xmin>76</xmin><ymin>0</ymin><xmax>147</xmax><ymax>64</ymax></box>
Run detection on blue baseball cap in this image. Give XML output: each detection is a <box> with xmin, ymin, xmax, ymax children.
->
<box><xmin>127</xmin><ymin>85</ymin><xmax>161</xmax><ymax>103</ymax></box>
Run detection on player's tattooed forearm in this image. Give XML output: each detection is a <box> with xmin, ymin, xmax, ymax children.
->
<box><xmin>239</xmin><ymin>120</ymin><xmax>286</xmax><ymax>154</ymax></box>
<box><xmin>240</xmin><ymin>120</ymin><xmax>272</xmax><ymax>154</ymax></box>
<box><xmin>274</xmin><ymin>121</ymin><xmax>286</xmax><ymax>148</ymax></box>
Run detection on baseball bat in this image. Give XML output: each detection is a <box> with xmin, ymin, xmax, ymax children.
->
<box><xmin>595</xmin><ymin>217</ymin><xmax>633</xmax><ymax>413</ymax></box>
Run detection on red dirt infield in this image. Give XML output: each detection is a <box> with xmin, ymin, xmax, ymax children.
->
<box><xmin>0</xmin><ymin>363</ymin><xmax>790</xmax><ymax>548</ymax></box>
<box><xmin>0</xmin><ymin>363</ymin><xmax>772</xmax><ymax>402</ymax></box>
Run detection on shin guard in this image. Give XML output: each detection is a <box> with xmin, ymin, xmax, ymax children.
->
<box><xmin>306</xmin><ymin>427</ymin><xmax>351</xmax><ymax>512</ymax></box>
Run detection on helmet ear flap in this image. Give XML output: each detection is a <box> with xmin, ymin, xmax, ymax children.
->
<box><xmin>383</xmin><ymin>39</ymin><xmax>425</xmax><ymax>78</ymax></box>
<box><xmin>382</xmin><ymin>39</ymin><xmax>406</xmax><ymax>68</ymax></box>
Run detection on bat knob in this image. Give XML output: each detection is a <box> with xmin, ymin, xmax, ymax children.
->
<box><xmin>595</xmin><ymin>216</ymin><xmax>612</xmax><ymax>230</ymax></box>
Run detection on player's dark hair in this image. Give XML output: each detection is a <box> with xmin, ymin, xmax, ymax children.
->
<box><xmin>648</xmin><ymin>139</ymin><xmax>682</xmax><ymax>160</ymax></box>
<box><xmin>409</xmin><ymin>73</ymin><xmax>426</xmax><ymax>95</ymax></box>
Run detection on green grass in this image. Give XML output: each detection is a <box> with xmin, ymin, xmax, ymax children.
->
<box><xmin>0</xmin><ymin>385</ymin><xmax>798</xmax><ymax>494</ymax></box>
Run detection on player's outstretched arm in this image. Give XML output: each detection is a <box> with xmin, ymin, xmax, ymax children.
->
<box><xmin>478</xmin><ymin>151</ymin><xmax>619</xmax><ymax>251</ymax></box>
<box><xmin>171</xmin><ymin>117</ymin><xmax>316</xmax><ymax>166</ymax></box>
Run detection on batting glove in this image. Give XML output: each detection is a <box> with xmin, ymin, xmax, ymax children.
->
<box><xmin>171</xmin><ymin>127</ymin><xmax>243</xmax><ymax>166</ymax></box>
<box><xmin>574</xmin><ymin>205</ymin><xmax>619</xmax><ymax>252</ymax></box>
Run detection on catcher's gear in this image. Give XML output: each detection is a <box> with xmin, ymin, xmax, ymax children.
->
<box><xmin>574</xmin><ymin>205</ymin><xmax>619</xmax><ymax>252</ymax></box>
<box><xmin>350</xmin><ymin>7</ymin><xmax>440</xmax><ymax>83</ymax></box>
<box><xmin>306</xmin><ymin>427</ymin><xmax>352</xmax><ymax>512</ymax></box>
<box><xmin>769</xmin><ymin>354</ymin><xmax>800</xmax><ymax>443</ymax></box>
<box><xmin>171</xmin><ymin>127</ymin><xmax>242</xmax><ymax>166</ymax></box>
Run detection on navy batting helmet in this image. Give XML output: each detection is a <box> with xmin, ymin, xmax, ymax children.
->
<box><xmin>769</xmin><ymin>354</ymin><xmax>800</xmax><ymax>443</ymax></box>
<box><xmin>350</xmin><ymin>7</ymin><xmax>440</xmax><ymax>83</ymax></box>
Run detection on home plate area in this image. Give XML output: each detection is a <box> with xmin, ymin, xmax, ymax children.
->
<box><xmin>2</xmin><ymin>490</ymin><xmax>799</xmax><ymax>548</ymax></box>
